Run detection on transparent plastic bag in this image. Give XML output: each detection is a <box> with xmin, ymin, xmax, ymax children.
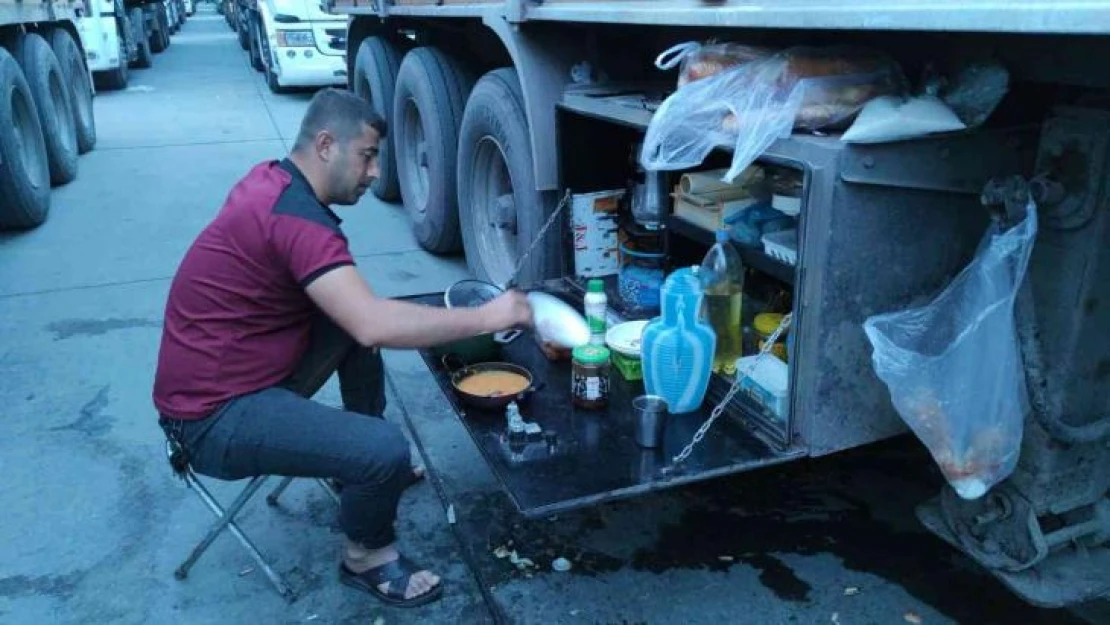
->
<box><xmin>921</xmin><ymin>60</ymin><xmax>1010</xmax><ymax>128</ymax></box>
<box><xmin>641</xmin><ymin>53</ymin><xmax>804</xmax><ymax>182</ymax></box>
<box><xmin>862</xmin><ymin>201</ymin><xmax>1038</xmax><ymax>500</ymax></box>
<box><xmin>655</xmin><ymin>40</ymin><xmax>772</xmax><ymax>88</ymax></box>
<box><xmin>642</xmin><ymin>46</ymin><xmax>904</xmax><ymax>183</ymax></box>
<box><xmin>785</xmin><ymin>47</ymin><xmax>906</xmax><ymax>130</ymax></box>
<box><xmin>941</xmin><ymin>61</ymin><xmax>1010</xmax><ymax>128</ymax></box>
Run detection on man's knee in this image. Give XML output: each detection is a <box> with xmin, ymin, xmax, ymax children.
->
<box><xmin>351</xmin><ymin>422</ymin><xmax>410</xmax><ymax>484</ymax></box>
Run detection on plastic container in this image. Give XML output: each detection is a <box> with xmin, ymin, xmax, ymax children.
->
<box><xmin>641</xmin><ymin>267</ymin><xmax>716</xmax><ymax>413</ymax></box>
<box><xmin>618</xmin><ymin>244</ymin><xmax>665</xmax><ymax>314</ymax></box>
<box><xmin>700</xmin><ymin>230</ymin><xmax>746</xmax><ymax>375</ymax></box>
<box><xmin>584</xmin><ymin>279</ymin><xmax>608</xmax><ymax>345</ymax></box>
<box><xmin>571</xmin><ymin>190</ymin><xmax>624</xmax><ymax>278</ymax></box>
<box><xmin>753</xmin><ymin>312</ymin><xmax>789</xmax><ymax>362</ymax></box>
<box><xmin>761</xmin><ymin>229</ymin><xmax>798</xmax><ymax>266</ymax></box>
<box><xmin>611</xmin><ymin>350</ymin><xmax>643</xmax><ymax>381</ymax></box>
<box><xmin>734</xmin><ymin>355</ymin><xmax>789</xmax><ymax>422</ymax></box>
<box><xmin>572</xmin><ymin>345</ymin><xmax>611</xmax><ymax>409</ymax></box>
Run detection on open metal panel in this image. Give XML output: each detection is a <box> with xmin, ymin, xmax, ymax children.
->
<box><xmin>404</xmin><ymin>291</ymin><xmax>805</xmax><ymax>519</ymax></box>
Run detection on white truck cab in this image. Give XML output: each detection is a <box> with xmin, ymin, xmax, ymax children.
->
<box><xmin>76</xmin><ymin>0</ymin><xmax>122</xmax><ymax>74</ymax></box>
<box><xmin>253</xmin><ymin>0</ymin><xmax>346</xmax><ymax>91</ymax></box>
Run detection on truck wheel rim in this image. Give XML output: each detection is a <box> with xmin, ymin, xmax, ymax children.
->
<box><xmin>401</xmin><ymin>97</ymin><xmax>429</xmax><ymax>213</ymax></box>
<box><xmin>12</xmin><ymin>88</ymin><xmax>46</xmax><ymax>190</ymax></box>
<box><xmin>472</xmin><ymin>135</ymin><xmax>517</xmax><ymax>285</ymax></box>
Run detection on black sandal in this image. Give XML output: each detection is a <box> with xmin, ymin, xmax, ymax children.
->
<box><xmin>339</xmin><ymin>556</ymin><xmax>443</xmax><ymax>608</ymax></box>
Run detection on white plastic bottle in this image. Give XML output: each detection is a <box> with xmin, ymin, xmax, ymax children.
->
<box><xmin>584</xmin><ymin>278</ymin><xmax>608</xmax><ymax>345</ymax></box>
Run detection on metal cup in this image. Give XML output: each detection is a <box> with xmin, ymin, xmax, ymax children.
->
<box><xmin>632</xmin><ymin>395</ymin><xmax>668</xmax><ymax>448</ymax></box>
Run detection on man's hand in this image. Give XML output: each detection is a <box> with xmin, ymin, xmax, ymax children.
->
<box><xmin>306</xmin><ymin>265</ymin><xmax>533</xmax><ymax>349</ymax></box>
<box><xmin>479</xmin><ymin>290</ymin><xmax>534</xmax><ymax>332</ymax></box>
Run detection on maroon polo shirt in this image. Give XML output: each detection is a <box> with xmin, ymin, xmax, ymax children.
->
<box><xmin>153</xmin><ymin>159</ymin><xmax>354</xmax><ymax>420</ymax></box>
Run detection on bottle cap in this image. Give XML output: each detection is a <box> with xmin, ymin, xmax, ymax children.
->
<box><xmin>754</xmin><ymin>313</ymin><xmax>786</xmax><ymax>337</ymax></box>
<box><xmin>572</xmin><ymin>344</ymin><xmax>610</xmax><ymax>365</ymax></box>
<box><xmin>715</xmin><ymin>229</ymin><xmax>730</xmax><ymax>243</ymax></box>
<box><xmin>587</xmin><ymin>279</ymin><xmax>605</xmax><ymax>293</ymax></box>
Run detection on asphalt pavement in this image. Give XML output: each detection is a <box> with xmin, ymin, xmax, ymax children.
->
<box><xmin>0</xmin><ymin>9</ymin><xmax>1104</xmax><ymax>625</ymax></box>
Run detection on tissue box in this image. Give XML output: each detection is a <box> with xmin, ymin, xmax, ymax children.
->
<box><xmin>734</xmin><ymin>355</ymin><xmax>788</xmax><ymax>421</ymax></box>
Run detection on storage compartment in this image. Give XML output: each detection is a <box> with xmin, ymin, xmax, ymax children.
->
<box><xmin>556</xmin><ymin>85</ymin><xmax>1039</xmax><ymax>454</ymax></box>
<box><xmin>556</xmin><ymin>95</ymin><xmax>803</xmax><ymax>447</ymax></box>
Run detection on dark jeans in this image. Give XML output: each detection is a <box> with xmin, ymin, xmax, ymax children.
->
<box><xmin>162</xmin><ymin>316</ymin><xmax>410</xmax><ymax>549</ymax></box>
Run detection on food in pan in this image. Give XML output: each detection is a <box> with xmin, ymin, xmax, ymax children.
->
<box><xmin>456</xmin><ymin>371</ymin><xmax>531</xmax><ymax>397</ymax></box>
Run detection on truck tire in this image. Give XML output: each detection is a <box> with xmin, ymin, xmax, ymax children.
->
<box><xmin>49</xmin><ymin>28</ymin><xmax>97</xmax><ymax>154</ymax></box>
<box><xmin>248</xmin><ymin>15</ymin><xmax>264</xmax><ymax>72</ymax></box>
<box><xmin>95</xmin><ymin>33</ymin><xmax>129</xmax><ymax>91</ymax></box>
<box><xmin>150</xmin><ymin>8</ymin><xmax>168</xmax><ymax>53</ymax></box>
<box><xmin>392</xmin><ymin>47</ymin><xmax>473</xmax><ymax>254</ymax></box>
<box><xmin>16</xmin><ymin>33</ymin><xmax>79</xmax><ymax>186</ymax></box>
<box><xmin>237</xmin><ymin>13</ymin><xmax>249</xmax><ymax>50</ymax></box>
<box><xmin>458</xmin><ymin>68</ymin><xmax>561</xmax><ymax>286</ymax></box>
<box><xmin>0</xmin><ymin>49</ymin><xmax>51</xmax><ymax>229</ymax></box>
<box><xmin>353</xmin><ymin>36</ymin><xmax>401</xmax><ymax>201</ymax></box>
<box><xmin>160</xmin><ymin>6</ymin><xmax>172</xmax><ymax>49</ymax></box>
<box><xmin>130</xmin><ymin>7</ymin><xmax>154</xmax><ymax>68</ymax></box>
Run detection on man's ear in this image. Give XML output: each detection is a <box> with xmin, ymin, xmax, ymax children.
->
<box><xmin>315</xmin><ymin>130</ymin><xmax>336</xmax><ymax>162</ymax></box>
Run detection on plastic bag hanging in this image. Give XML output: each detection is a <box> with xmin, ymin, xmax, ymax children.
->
<box><xmin>862</xmin><ymin>200</ymin><xmax>1039</xmax><ymax>500</ymax></box>
<box><xmin>641</xmin><ymin>54</ymin><xmax>804</xmax><ymax>183</ymax></box>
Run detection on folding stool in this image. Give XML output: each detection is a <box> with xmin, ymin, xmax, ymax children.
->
<box><xmin>166</xmin><ymin>440</ymin><xmax>341</xmax><ymax>602</ymax></box>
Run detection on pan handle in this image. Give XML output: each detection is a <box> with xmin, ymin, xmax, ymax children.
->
<box><xmin>441</xmin><ymin>353</ymin><xmax>467</xmax><ymax>373</ymax></box>
<box><xmin>519</xmin><ymin>380</ymin><xmax>547</xmax><ymax>401</ymax></box>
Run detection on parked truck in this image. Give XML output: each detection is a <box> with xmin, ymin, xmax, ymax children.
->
<box><xmin>78</xmin><ymin>0</ymin><xmax>160</xmax><ymax>91</ymax></box>
<box><xmin>0</xmin><ymin>0</ymin><xmax>97</xmax><ymax>229</ymax></box>
<box><xmin>240</xmin><ymin>0</ymin><xmax>348</xmax><ymax>93</ymax></box>
<box><xmin>327</xmin><ymin>0</ymin><xmax>1110</xmax><ymax>609</ymax></box>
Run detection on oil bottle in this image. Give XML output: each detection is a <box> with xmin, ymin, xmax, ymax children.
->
<box><xmin>700</xmin><ymin>229</ymin><xmax>746</xmax><ymax>375</ymax></box>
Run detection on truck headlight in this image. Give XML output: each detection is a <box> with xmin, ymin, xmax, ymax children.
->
<box><xmin>276</xmin><ymin>30</ymin><xmax>314</xmax><ymax>48</ymax></box>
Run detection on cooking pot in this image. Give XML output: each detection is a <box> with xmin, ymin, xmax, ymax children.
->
<box><xmin>442</xmin><ymin>354</ymin><xmax>544</xmax><ymax>410</ymax></box>
<box><xmin>432</xmin><ymin>280</ymin><xmax>505</xmax><ymax>364</ymax></box>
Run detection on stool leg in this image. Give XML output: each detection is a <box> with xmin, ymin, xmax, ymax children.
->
<box><xmin>266</xmin><ymin>476</ymin><xmax>295</xmax><ymax>506</ymax></box>
<box><xmin>316</xmin><ymin>478</ymin><xmax>341</xmax><ymax>506</ymax></box>
<box><xmin>177</xmin><ymin>474</ymin><xmax>296</xmax><ymax>601</ymax></box>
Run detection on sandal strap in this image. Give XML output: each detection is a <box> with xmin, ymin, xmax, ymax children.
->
<box><xmin>358</xmin><ymin>556</ymin><xmax>423</xmax><ymax>598</ymax></box>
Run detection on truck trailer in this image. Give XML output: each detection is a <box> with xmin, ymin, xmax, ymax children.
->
<box><xmin>327</xmin><ymin>0</ymin><xmax>1110</xmax><ymax>609</ymax></box>
<box><xmin>0</xmin><ymin>0</ymin><xmax>98</xmax><ymax>228</ymax></box>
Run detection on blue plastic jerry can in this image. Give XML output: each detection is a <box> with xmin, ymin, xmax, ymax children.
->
<box><xmin>641</xmin><ymin>267</ymin><xmax>717</xmax><ymax>414</ymax></box>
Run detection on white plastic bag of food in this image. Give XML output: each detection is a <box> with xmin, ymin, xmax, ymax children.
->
<box><xmin>862</xmin><ymin>201</ymin><xmax>1038</xmax><ymax>500</ymax></box>
<box><xmin>842</xmin><ymin>95</ymin><xmax>967</xmax><ymax>143</ymax></box>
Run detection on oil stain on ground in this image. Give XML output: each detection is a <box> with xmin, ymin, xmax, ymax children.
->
<box><xmin>51</xmin><ymin>385</ymin><xmax>114</xmax><ymax>437</ymax></box>
<box><xmin>46</xmin><ymin>317</ymin><xmax>160</xmax><ymax>340</ymax></box>
<box><xmin>451</xmin><ymin>437</ymin><xmax>1086</xmax><ymax>625</ymax></box>
<box><xmin>0</xmin><ymin>571</ymin><xmax>86</xmax><ymax>600</ymax></box>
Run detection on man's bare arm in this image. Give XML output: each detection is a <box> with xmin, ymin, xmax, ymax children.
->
<box><xmin>305</xmin><ymin>265</ymin><xmax>531</xmax><ymax>349</ymax></box>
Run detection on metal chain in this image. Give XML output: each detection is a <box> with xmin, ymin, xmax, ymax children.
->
<box><xmin>505</xmin><ymin>189</ymin><xmax>573</xmax><ymax>289</ymax></box>
<box><xmin>666</xmin><ymin>312</ymin><xmax>794</xmax><ymax>468</ymax></box>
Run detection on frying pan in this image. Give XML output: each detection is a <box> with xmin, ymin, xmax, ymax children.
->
<box><xmin>442</xmin><ymin>355</ymin><xmax>543</xmax><ymax>410</ymax></box>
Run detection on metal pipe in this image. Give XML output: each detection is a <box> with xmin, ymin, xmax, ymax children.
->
<box><xmin>1015</xmin><ymin>278</ymin><xmax>1110</xmax><ymax>443</ymax></box>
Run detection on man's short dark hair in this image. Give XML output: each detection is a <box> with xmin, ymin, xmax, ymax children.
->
<box><xmin>292</xmin><ymin>88</ymin><xmax>387</xmax><ymax>152</ymax></box>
